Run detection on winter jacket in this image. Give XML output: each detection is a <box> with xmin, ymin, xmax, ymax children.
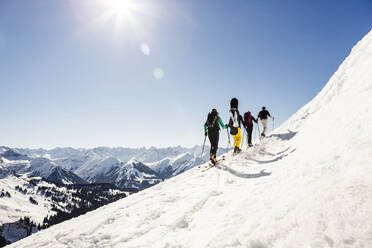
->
<box><xmin>258</xmin><ymin>110</ymin><xmax>271</xmax><ymax>120</ymax></box>
<box><xmin>204</xmin><ymin>116</ymin><xmax>227</xmax><ymax>133</ymax></box>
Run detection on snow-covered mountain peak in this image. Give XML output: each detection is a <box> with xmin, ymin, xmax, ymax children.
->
<box><xmin>282</xmin><ymin>29</ymin><xmax>372</xmax><ymax>133</ymax></box>
<box><xmin>47</xmin><ymin>167</ymin><xmax>87</xmax><ymax>185</ymax></box>
<box><xmin>171</xmin><ymin>152</ymin><xmax>193</xmax><ymax>163</ymax></box>
<box><xmin>125</xmin><ymin>158</ymin><xmax>140</xmax><ymax>165</ymax></box>
<box><xmin>277</xmin><ymin>29</ymin><xmax>372</xmax><ymax>160</ymax></box>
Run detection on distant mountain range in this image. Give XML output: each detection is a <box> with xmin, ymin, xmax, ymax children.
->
<box><xmin>1</xmin><ymin>145</ymin><xmax>227</xmax><ymax>190</ymax></box>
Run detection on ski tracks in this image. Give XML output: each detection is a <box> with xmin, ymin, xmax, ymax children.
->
<box><xmin>72</xmin><ymin>134</ymin><xmax>290</xmax><ymax>248</ymax></box>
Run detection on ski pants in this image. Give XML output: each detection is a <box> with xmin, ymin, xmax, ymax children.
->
<box><xmin>233</xmin><ymin>127</ymin><xmax>241</xmax><ymax>148</ymax></box>
<box><xmin>208</xmin><ymin>131</ymin><xmax>219</xmax><ymax>158</ymax></box>
<box><xmin>260</xmin><ymin>119</ymin><xmax>268</xmax><ymax>136</ymax></box>
<box><xmin>245</xmin><ymin>124</ymin><xmax>253</xmax><ymax>144</ymax></box>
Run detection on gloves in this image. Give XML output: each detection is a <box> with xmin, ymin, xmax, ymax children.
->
<box><xmin>205</xmin><ymin>132</ymin><xmax>208</xmax><ymax>136</ymax></box>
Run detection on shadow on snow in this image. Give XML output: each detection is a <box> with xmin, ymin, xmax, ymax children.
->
<box><xmin>268</xmin><ymin>129</ymin><xmax>298</xmax><ymax>141</ymax></box>
<box><xmin>249</xmin><ymin>148</ymin><xmax>296</xmax><ymax>164</ymax></box>
<box><xmin>216</xmin><ymin>163</ymin><xmax>271</xmax><ymax>179</ymax></box>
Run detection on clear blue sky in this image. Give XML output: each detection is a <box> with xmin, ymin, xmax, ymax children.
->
<box><xmin>0</xmin><ymin>0</ymin><xmax>371</xmax><ymax>149</ymax></box>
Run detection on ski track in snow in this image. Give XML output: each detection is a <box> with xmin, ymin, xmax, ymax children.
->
<box><xmin>7</xmin><ymin>29</ymin><xmax>372</xmax><ymax>248</ymax></box>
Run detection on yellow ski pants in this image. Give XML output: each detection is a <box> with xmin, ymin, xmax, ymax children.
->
<box><xmin>233</xmin><ymin>127</ymin><xmax>242</xmax><ymax>148</ymax></box>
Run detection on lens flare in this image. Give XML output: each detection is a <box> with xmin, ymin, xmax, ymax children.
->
<box><xmin>153</xmin><ymin>68</ymin><xmax>164</xmax><ymax>80</ymax></box>
<box><xmin>140</xmin><ymin>43</ymin><xmax>150</xmax><ymax>55</ymax></box>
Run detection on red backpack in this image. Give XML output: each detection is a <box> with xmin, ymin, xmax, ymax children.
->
<box><xmin>244</xmin><ymin>112</ymin><xmax>252</xmax><ymax>125</ymax></box>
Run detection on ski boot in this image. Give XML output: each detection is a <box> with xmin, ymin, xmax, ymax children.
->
<box><xmin>210</xmin><ymin>154</ymin><xmax>217</xmax><ymax>165</ymax></box>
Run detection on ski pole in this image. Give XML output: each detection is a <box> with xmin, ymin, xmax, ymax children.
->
<box><xmin>254</xmin><ymin>124</ymin><xmax>257</xmax><ymax>140</ymax></box>
<box><xmin>200</xmin><ymin>135</ymin><xmax>207</xmax><ymax>161</ymax></box>
<box><xmin>226</xmin><ymin>127</ymin><xmax>231</xmax><ymax>151</ymax></box>
<box><xmin>247</xmin><ymin>127</ymin><xmax>249</xmax><ymax>147</ymax></box>
<box><xmin>241</xmin><ymin>127</ymin><xmax>245</xmax><ymax>149</ymax></box>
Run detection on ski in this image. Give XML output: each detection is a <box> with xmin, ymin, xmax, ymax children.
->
<box><xmin>200</xmin><ymin>156</ymin><xmax>225</xmax><ymax>171</ymax></box>
<box><xmin>202</xmin><ymin>163</ymin><xmax>217</xmax><ymax>172</ymax></box>
<box><xmin>232</xmin><ymin>149</ymin><xmax>242</xmax><ymax>156</ymax></box>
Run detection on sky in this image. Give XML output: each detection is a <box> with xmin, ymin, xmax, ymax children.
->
<box><xmin>0</xmin><ymin>0</ymin><xmax>371</xmax><ymax>149</ymax></box>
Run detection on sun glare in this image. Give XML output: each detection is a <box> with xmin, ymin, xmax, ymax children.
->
<box><xmin>106</xmin><ymin>0</ymin><xmax>138</xmax><ymax>20</ymax></box>
<box><xmin>92</xmin><ymin>0</ymin><xmax>153</xmax><ymax>38</ymax></box>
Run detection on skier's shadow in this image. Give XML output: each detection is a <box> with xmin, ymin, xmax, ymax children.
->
<box><xmin>216</xmin><ymin>163</ymin><xmax>271</xmax><ymax>179</ymax></box>
<box><xmin>267</xmin><ymin>130</ymin><xmax>298</xmax><ymax>140</ymax></box>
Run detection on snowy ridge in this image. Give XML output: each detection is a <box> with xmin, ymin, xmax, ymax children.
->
<box><xmin>147</xmin><ymin>152</ymin><xmax>197</xmax><ymax>179</ymax></box>
<box><xmin>0</xmin><ymin>149</ymin><xmax>87</xmax><ymax>185</ymax></box>
<box><xmin>8</xmin><ymin>30</ymin><xmax>372</xmax><ymax>247</ymax></box>
<box><xmin>100</xmin><ymin>159</ymin><xmax>163</xmax><ymax>190</ymax></box>
<box><xmin>47</xmin><ymin>167</ymin><xmax>87</xmax><ymax>185</ymax></box>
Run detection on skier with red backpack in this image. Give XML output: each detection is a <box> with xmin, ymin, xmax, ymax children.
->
<box><xmin>204</xmin><ymin>108</ymin><xmax>227</xmax><ymax>164</ymax></box>
<box><xmin>243</xmin><ymin>111</ymin><xmax>258</xmax><ymax>147</ymax></box>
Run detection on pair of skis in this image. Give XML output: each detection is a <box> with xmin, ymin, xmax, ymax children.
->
<box><xmin>200</xmin><ymin>156</ymin><xmax>225</xmax><ymax>172</ymax></box>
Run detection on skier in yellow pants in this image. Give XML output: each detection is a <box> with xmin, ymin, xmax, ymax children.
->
<box><xmin>228</xmin><ymin>98</ymin><xmax>244</xmax><ymax>154</ymax></box>
<box><xmin>233</xmin><ymin>126</ymin><xmax>242</xmax><ymax>149</ymax></box>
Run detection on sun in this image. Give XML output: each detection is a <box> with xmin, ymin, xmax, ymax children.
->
<box><xmin>98</xmin><ymin>0</ymin><xmax>151</xmax><ymax>37</ymax></box>
<box><xmin>77</xmin><ymin>0</ymin><xmax>158</xmax><ymax>40</ymax></box>
<box><xmin>105</xmin><ymin>0</ymin><xmax>138</xmax><ymax>21</ymax></box>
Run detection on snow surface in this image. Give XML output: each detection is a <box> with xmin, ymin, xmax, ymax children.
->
<box><xmin>8</xmin><ymin>29</ymin><xmax>372</xmax><ymax>247</ymax></box>
<box><xmin>0</xmin><ymin>175</ymin><xmax>56</xmax><ymax>225</ymax></box>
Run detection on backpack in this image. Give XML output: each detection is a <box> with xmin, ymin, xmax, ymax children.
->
<box><xmin>244</xmin><ymin>112</ymin><xmax>252</xmax><ymax>125</ymax></box>
<box><xmin>229</xmin><ymin>109</ymin><xmax>239</xmax><ymax>135</ymax></box>
<box><xmin>229</xmin><ymin>125</ymin><xmax>238</xmax><ymax>135</ymax></box>
<box><xmin>206</xmin><ymin>112</ymin><xmax>218</xmax><ymax>130</ymax></box>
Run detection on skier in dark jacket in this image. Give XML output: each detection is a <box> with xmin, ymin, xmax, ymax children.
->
<box><xmin>257</xmin><ymin>106</ymin><xmax>274</xmax><ymax>137</ymax></box>
<box><xmin>243</xmin><ymin>111</ymin><xmax>258</xmax><ymax>147</ymax></box>
<box><xmin>204</xmin><ymin>108</ymin><xmax>227</xmax><ymax>164</ymax></box>
<box><xmin>228</xmin><ymin>98</ymin><xmax>244</xmax><ymax>154</ymax></box>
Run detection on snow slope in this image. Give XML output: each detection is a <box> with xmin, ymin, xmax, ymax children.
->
<box><xmin>9</xmin><ymin>29</ymin><xmax>372</xmax><ymax>247</ymax></box>
<box><xmin>0</xmin><ymin>175</ymin><xmax>55</xmax><ymax>225</ymax></box>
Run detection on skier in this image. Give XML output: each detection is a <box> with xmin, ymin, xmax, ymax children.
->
<box><xmin>204</xmin><ymin>108</ymin><xmax>227</xmax><ymax>164</ymax></box>
<box><xmin>243</xmin><ymin>110</ymin><xmax>258</xmax><ymax>147</ymax></box>
<box><xmin>257</xmin><ymin>106</ymin><xmax>274</xmax><ymax>137</ymax></box>
<box><xmin>228</xmin><ymin>98</ymin><xmax>244</xmax><ymax>154</ymax></box>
